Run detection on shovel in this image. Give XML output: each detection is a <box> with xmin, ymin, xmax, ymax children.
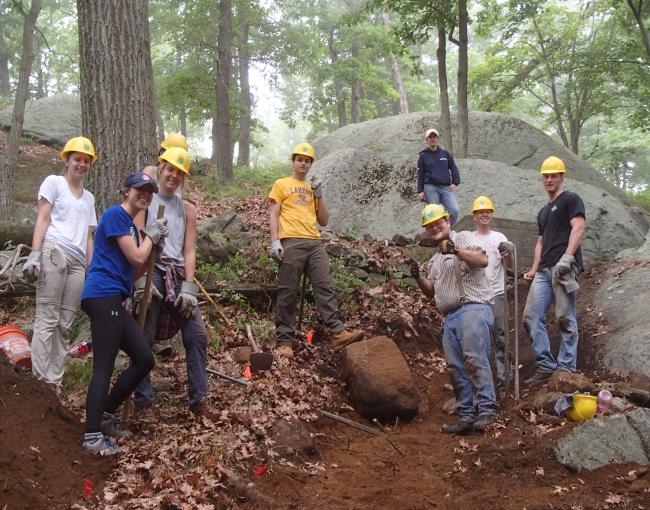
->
<box><xmin>246</xmin><ymin>324</ymin><xmax>273</xmax><ymax>372</ymax></box>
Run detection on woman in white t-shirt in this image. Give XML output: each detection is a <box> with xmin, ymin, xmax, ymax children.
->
<box><xmin>23</xmin><ymin>136</ymin><xmax>98</xmax><ymax>393</ymax></box>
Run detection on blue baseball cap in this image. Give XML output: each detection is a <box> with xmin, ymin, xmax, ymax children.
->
<box><xmin>123</xmin><ymin>172</ymin><xmax>158</xmax><ymax>193</ymax></box>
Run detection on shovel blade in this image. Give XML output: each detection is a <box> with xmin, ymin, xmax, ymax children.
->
<box><xmin>250</xmin><ymin>352</ymin><xmax>273</xmax><ymax>372</ymax></box>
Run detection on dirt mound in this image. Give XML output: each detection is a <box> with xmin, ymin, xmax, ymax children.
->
<box><xmin>0</xmin><ymin>361</ymin><xmax>114</xmax><ymax>510</ymax></box>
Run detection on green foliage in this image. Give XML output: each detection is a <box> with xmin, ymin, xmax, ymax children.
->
<box><xmin>632</xmin><ymin>188</ymin><xmax>650</xmax><ymax>212</ymax></box>
<box><xmin>196</xmin><ymin>253</ymin><xmax>249</xmax><ymax>282</ymax></box>
<box><xmin>62</xmin><ymin>358</ymin><xmax>93</xmax><ymax>394</ymax></box>
<box><xmin>195</xmin><ymin>162</ymin><xmax>288</xmax><ymax>199</ymax></box>
<box><xmin>330</xmin><ymin>257</ymin><xmax>366</xmax><ymax>317</ymax></box>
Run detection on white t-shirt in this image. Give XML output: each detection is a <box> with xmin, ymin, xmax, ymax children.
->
<box><xmin>39</xmin><ymin>175</ymin><xmax>97</xmax><ymax>265</ymax></box>
<box><xmin>473</xmin><ymin>229</ymin><xmax>508</xmax><ymax>296</ymax></box>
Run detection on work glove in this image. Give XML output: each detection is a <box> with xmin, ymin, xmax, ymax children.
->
<box><xmin>409</xmin><ymin>259</ymin><xmax>420</xmax><ymax>279</ymax></box>
<box><xmin>141</xmin><ymin>218</ymin><xmax>169</xmax><ymax>246</ymax></box>
<box><xmin>133</xmin><ymin>276</ymin><xmax>163</xmax><ymax>315</ymax></box>
<box><xmin>269</xmin><ymin>239</ymin><xmax>284</xmax><ymax>262</ymax></box>
<box><xmin>174</xmin><ymin>280</ymin><xmax>199</xmax><ymax>319</ymax></box>
<box><xmin>438</xmin><ymin>239</ymin><xmax>457</xmax><ymax>255</ymax></box>
<box><xmin>23</xmin><ymin>250</ymin><xmax>42</xmax><ymax>282</ymax></box>
<box><xmin>311</xmin><ymin>176</ymin><xmax>323</xmax><ymax>199</ymax></box>
<box><xmin>553</xmin><ymin>253</ymin><xmax>575</xmax><ymax>278</ymax></box>
<box><xmin>498</xmin><ymin>241</ymin><xmax>514</xmax><ymax>257</ymax></box>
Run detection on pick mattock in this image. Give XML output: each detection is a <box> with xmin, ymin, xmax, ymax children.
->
<box><xmin>137</xmin><ymin>205</ymin><xmax>165</xmax><ymax>330</ymax></box>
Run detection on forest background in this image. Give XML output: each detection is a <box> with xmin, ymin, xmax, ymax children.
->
<box><xmin>0</xmin><ymin>0</ymin><xmax>649</xmax><ymax>216</ymax></box>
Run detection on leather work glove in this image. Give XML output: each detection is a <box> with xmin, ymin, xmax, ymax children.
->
<box><xmin>553</xmin><ymin>253</ymin><xmax>575</xmax><ymax>277</ymax></box>
<box><xmin>141</xmin><ymin>218</ymin><xmax>169</xmax><ymax>246</ymax></box>
<box><xmin>498</xmin><ymin>241</ymin><xmax>514</xmax><ymax>257</ymax></box>
<box><xmin>174</xmin><ymin>280</ymin><xmax>199</xmax><ymax>319</ymax></box>
<box><xmin>23</xmin><ymin>250</ymin><xmax>42</xmax><ymax>282</ymax></box>
<box><xmin>133</xmin><ymin>276</ymin><xmax>163</xmax><ymax>315</ymax></box>
<box><xmin>269</xmin><ymin>239</ymin><xmax>284</xmax><ymax>262</ymax></box>
<box><xmin>311</xmin><ymin>176</ymin><xmax>323</xmax><ymax>199</ymax></box>
<box><xmin>438</xmin><ymin>239</ymin><xmax>457</xmax><ymax>255</ymax></box>
<box><xmin>409</xmin><ymin>259</ymin><xmax>420</xmax><ymax>279</ymax></box>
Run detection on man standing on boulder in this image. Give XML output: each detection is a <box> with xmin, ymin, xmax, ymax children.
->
<box><xmin>523</xmin><ymin>156</ymin><xmax>586</xmax><ymax>385</ymax></box>
<box><xmin>471</xmin><ymin>196</ymin><xmax>514</xmax><ymax>397</ymax></box>
<box><xmin>411</xmin><ymin>204</ymin><xmax>498</xmax><ymax>434</ymax></box>
<box><xmin>268</xmin><ymin>143</ymin><xmax>364</xmax><ymax>359</ymax></box>
<box><xmin>417</xmin><ymin>128</ymin><xmax>461</xmax><ymax>225</ymax></box>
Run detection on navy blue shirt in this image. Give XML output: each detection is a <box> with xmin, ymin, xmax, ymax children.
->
<box><xmin>417</xmin><ymin>147</ymin><xmax>461</xmax><ymax>192</ymax></box>
<box><xmin>537</xmin><ymin>191</ymin><xmax>585</xmax><ymax>271</ymax></box>
<box><xmin>82</xmin><ymin>205</ymin><xmax>140</xmax><ymax>300</ymax></box>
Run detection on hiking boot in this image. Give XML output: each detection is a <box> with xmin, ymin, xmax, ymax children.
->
<box><xmin>153</xmin><ymin>341</ymin><xmax>175</xmax><ymax>357</ymax></box>
<box><xmin>276</xmin><ymin>344</ymin><xmax>294</xmax><ymax>359</ymax></box>
<box><xmin>441</xmin><ymin>421</ymin><xmax>475</xmax><ymax>435</ymax></box>
<box><xmin>101</xmin><ymin>412</ymin><xmax>133</xmax><ymax>438</ymax></box>
<box><xmin>189</xmin><ymin>399</ymin><xmax>220</xmax><ymax>421</ymax></box>
<box><xmin>81</xmin><ymin>432</ymin><xmax>119</xmax><ymax>456</ymax></box>
<box><xmin>329</xmin><ymin>329</ymin><xmax>364</xmax><ymax>351</ymax></box>
<box><xmin>473</xmin><ymin>415</ymin><xmax>496</xmax><ymax>433</ymax></box>
<box><xmin>524</xmin><ymin>371</ymin><xmax>553</xmax><ymax>386</ymax></box>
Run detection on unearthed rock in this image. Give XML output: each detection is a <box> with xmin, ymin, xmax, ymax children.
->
<box><xmin>547</xmin><ymin>372</ymin><xmax>596</xmax><ymax>394</ymax></box>
<box><xmin>341</xmin><ymin>336</ymin><xmax>419</xmax><ymax>423</ymax></box>
<box><xmin>196</xmin><ymin>231</ymin><xmax>238</xmax><ymax>264</ymax></box>
<box><xmin>554</xmin><ymin>410</ymin><xmax>650</xmax><ymax>472</ymax></box>
<box><xmin>197</xmin><ymin>208</ymin><xmax>247</xmax><ymax>235</ymax></box>
<box><xmin>391</xmin><ymin>234</ymin><xmax>412</xmax><ymax>246</ymax></box>
<box><xmin>268</xmin><ymin>418</ymin><xmax>317</xmax><ymax>458</ymax></box>
<box><xmin>629</xmin><ymin>373</ymin><xmax>650</xmax><ymax>394</ymax></box>
<box><xmin>350</xmin><ymin>268</ymin><xmax>369</xmax><ymax>281</ymax></box>
<box><xmin>532</xmin><ymin>390</ymin><xmax>565</xmax><ymax>415</ymax></box>
<box><xmin>0</xmin><ymin>94</ymin><xmax>81</xmax><ymax>146</ymax></box>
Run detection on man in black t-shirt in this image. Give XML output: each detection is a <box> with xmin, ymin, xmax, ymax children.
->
<box><xmin>522</xmin><ymin>156</ymin><xmax>586</xmax><ymax>385</ymax></box>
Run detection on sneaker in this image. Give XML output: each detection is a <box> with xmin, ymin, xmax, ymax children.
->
<box><xmin>189</xmin><ymin>399</ymin><xmax>220</xmax><ymax>421</ymax></box>
<box><xmin>329</xmin><ymin>329</ymin><xmax>364</xmax><ymax>351</ymax></box>
<box><xmin>441</xmin><ymin>421</ymin><xmax>475</xmax><ymax>435</ymax></box>
<box><xmin>81</xmin><ymin>432</ymin><xmax>119</xmax><ymax>456</ymax></box>
<box><xmin>101</xmin><ymin>412</ymin><xmax>133</xmax><ymax>438</ymax></box>
<box><xmin>473</xmin><ymin>415</ymin><xmax>496</xmax><ymax>433</ymax></box>
<box><xmin>524</xmin><ymin>371</ymin><xmax>553</xmax><ymax>386</ymax></box>
<box><xmin>276</xmin><ymin>344</ymin><xmax>294</xmax><ymax>359</ymax></box>
<box><xmin>152</xmin><ymin>341</ymin><xmax>174</xmax><ymax>357</ymax></box>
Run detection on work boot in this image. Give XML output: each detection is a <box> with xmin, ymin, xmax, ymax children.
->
<box><xmin>441</xmin><ymin>421</ymin><xmax>475</xmax><ymax>435</ymax></box>
<box><xmin>276</xmin><ymin>344</ymin><xmax>294</xmax><ymax>359</ymax></box>
<box><xmin>101</xmin><ymin>412</ymin><xmax>132</xmax><ymax>438</ymax></box>
<box><xmin>329</xmin><ymin>329</ymin><xmax>364</xmax><ymax>351</ymax></box>
<box><xmin>81</xmin><ymin>432</ymin><xmax>119</xmax><ymax>456</ymax></box>
<box><xmin>153</xmin><ymin>341</ymin><xmax>174</xmax><ymax>357</ymax></box>
<box><xmin>190</xmin><ymin>398</ymin><xmax>220</xmax><ymax>421</ymax></box>
<box><xmin>473</xmin><ymin>415</ymin><xmax>496</xmax><ymax>433</ymax></box>
<box><xmin>524</xmin><ymin>371</ymin><xmax>553</xmax><ymax>386</ymax></box>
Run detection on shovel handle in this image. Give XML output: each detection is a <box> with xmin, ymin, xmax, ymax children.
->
<box><xmin>245</xmin><ymin>324</ymin><xmax>260</xmax><ymax>352</ymax></box>
<box><xmin>137</xmin><ymin>205</ymin><xmax>165</xmax><ymax>330</ymax></box>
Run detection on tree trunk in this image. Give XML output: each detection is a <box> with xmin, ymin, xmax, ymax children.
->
<box><xmin>77</xmin><ymin>0</ymin><xmax>157</xmax><ymax>213</ymax></box>
<box><xmin>214</xmin><ymin>0</ymin><xmax>234</xmax><ymax>184</ymax></box>
<box><xmin>437</xmin><ymin>22</ymin><xmax>452</xmax><ymax>152</ymax></box>
<box><xmin>456</xmin><ymin>0</ymin><xmax>469</xmax><ymax>158</ymax></box>
<box><xmin>328</xmin><ymin>30</ymin><xmax>346</xmax><ymax>128</ymax></box>
<box><xmin>627</xmin><ymin>0</ymin><xmax>650</xmax><ymax>60</ymax></box>
<box><xmin>350</xmin><ymin>38</ymin><xmax>361</xmax><ymax>124</ymax></box>
<box><xmin>236</xmin><ymin>2</ymin><xmax>251</xmax><ymax>168</ymax></box>
<box><xmin>155</xmin><ymin>101</ymin><xmax>165</xmax><ymax>142</ymax></box>
<box><xmin>382</xmin><ymin>12</ymin><xmax>408</xmax><ymax>114</ymax></box>
<box><xmin>0</xmin><ymin>28</ymin><xmax>10</xmax><ymax>97</ymax></box>
<box><xmin>0</xmin><ymin>0</ymin><xmax>42</xmax><ymax>221</ymax></box>
<box><xmin>179</xmin><ymin>101</ymin><xmax>187</xmax><ymax>137</ymax></box>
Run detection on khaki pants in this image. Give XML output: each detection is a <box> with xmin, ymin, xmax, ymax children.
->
<box><xmin>31</xmin><ymin>242</ymin><xmax>86</xmax><ymax>385</ymax></box>
<box><xmin>275</xmin><ymin>238</ymin><xmax>342</xmax><ymax>345</ymax></box>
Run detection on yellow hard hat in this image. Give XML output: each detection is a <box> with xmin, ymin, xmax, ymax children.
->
<box><xmin>291</xmin><ymin>143</ymin><xmax>315</xmax><ymax>161</ymax></box>
<box><xmin>540</xmin><ymin>156</ymin><xmax>566</xmax><ymax>174</ymax></box>
<box><xmin>421</xmin><ymin>203</ymin><xmax>449</xmax><ymax>227</ymax></box>
<box><xmin>160</xmin><ymin>132</ymin><xmax>189</xmax><ymax>151</ymax></box>
<box><xmin>471</xmin><ymin>196</ymin><xmax>495</xmax><ymax>213</ymax></box>
<box><xmin>60</xmin><ymin>136</ymin><xmax>97</xmax><ymax>163</ymax></box>
<box><xmin>159</xmin><ymin>147</ymin><xmax>190</xmax><ymax>175</ymax></box>
<box><xmin>566</xmin><ymin>394</ymin><xmax>597</xmax><ymax>421</ymax></box>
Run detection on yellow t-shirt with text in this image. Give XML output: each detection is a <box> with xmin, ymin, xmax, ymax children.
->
<box><xmin>268</xmin><ymin>176</ymin><xmax>319</xmax><ymax>240</ymax></box>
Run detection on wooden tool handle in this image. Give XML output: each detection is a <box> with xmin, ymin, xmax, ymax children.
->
<box><xmin>245</xmin><ymin>324</ymin><xmax>260</xmax><ymax>352</ymax></box>
<box><xmin>137</xmin><ymin>204</ymin><xmax>165</xmax><ymax>330</ymax></box>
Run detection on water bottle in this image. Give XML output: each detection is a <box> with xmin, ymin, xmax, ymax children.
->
<box><xmin>68</xmin><ymin>340</ymin><xmax>92</xmax><ymax>358</ymax></box>
<box><xmin>596</xmin><ymin>389</ymin><xmax>612</xmax><ymax>415</ymax></box>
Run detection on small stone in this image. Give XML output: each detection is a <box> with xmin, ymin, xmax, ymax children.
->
<box><xmin>233</xmin><ymin>346</ymin><xmax>252</xmax><ymax>363</ymax></box>
<box><xmin>547</xmin><ymin>371</ymin><xmax>596</xmax><ymax>394</ymax></box>
<box><xmin>442</xmin><ymin>398</ymin><xmax>456</xmax><ymax>415</ymax></box>
<box><xmin>268</xmin><ymin>418</ymin><xmax>317</xmax><ymax>458</ymax></box>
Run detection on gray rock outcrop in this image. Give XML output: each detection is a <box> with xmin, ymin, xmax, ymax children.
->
<box><xmin>312</xmin><ymin>112</ymin><xmax>648</xmax><ymax>261</ymax></box>
<box><xmin>0</xmin><ymin>94</ymin><xmax>81</xmax><ymax>146</ymax></box>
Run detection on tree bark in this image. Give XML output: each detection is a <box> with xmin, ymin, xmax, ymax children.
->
<box><xmin>0</xmin><ymin>0</ymin><xmax>42</xmax><ymax>221</ymax></box>
<box><xmin>328</xmin><ymin>30</ymin><xmax>346</xmax><ymax>128</ymax></box>
<box><xmin>214</xmin><ymin>0</ymin><xmax>234</xmax><ymax>184</ymax></box>
<box><xmin>0</xmin><ymin>28</ymin><xmax>10</xmax><ymax>97</ymax></box>
<box><xmin>155</xmin><ymin>101</ymin><xmax>165</xmax><ymax>142</ymax></box>
<box><xmin>382</xmin><ymin>12</ymin><xmax>408</xmax><ymax>114</ymax></box>
<box><xmin>436</xmin><ymin>22</ymin><xmax>452</xmax><ymax>152</ymax></box>
<box><xmin>350</xmin><ymin>38</ymin><xmax>361</xmax><ymax>123</ymax></box>
<box><xmin>627</xmin><ymin>0</ymin><xmax>650</xmax><ymax>60</ymax></box>
<box><xmin>77</xmin><ymin>0</ymin><xmax>158</xmax><ymax>213</ymax></box>
<box><xmin>236</xmin><ymin>1</ymin><xmax>251</xmax><ymax>168</ymax></box>
<box><xmin>456</xmin><ymin>0</ymin><xmax>469</xmax><ymax>158</ymax></box>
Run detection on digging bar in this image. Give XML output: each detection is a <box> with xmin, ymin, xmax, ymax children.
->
<box><xmin>245</xmin><ymin>324</ymin><xmax>273</xmax><ymax>371</ymax></box>
<box><xmin>137</xmin><ymin>205</ymin><xmax>165</xmax><ymax>330</ymax></box>
<box><xmin>503</xmin><ymin>262</ymin><xmax>512</xmax><ymax>395</ymax></box>
<box><xmin>206</xmin><ymin>367</ymin><xmax>249</xmax><ymax>387</ymax></box>
<box><xmin>513</xmin><ymin>244</ymin><xmax>520</xmax><ymax>401</ymax></box>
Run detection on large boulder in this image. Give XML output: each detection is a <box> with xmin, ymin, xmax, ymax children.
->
<box><xmin>312</xmin><ymin>112</ymin><xmax>648</xmax><ymax>263</ymax></box>
<box><xmin>0</xmin><ymin>94</ymin><xmax>81</xmax><ymax>146</ymax></box>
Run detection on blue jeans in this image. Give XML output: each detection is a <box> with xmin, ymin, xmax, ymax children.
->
<box><xmin>134</xmin><ymin>268</ymin><xmax>208</xmax><ymax>408</ymax></box>
<box><xmin>424</xmin><ymin>184</ymin><xmax>459</xmax><ymax>225</ymax></box>
<box><xmin>442</xmin><ymin>303</ymin><xmax>498</xmax><ymax>422</ymax></box>
<box><xmin>523</xmin><ymin>268</ymin><xmax>578</xmax><ymax>374</ymax></box>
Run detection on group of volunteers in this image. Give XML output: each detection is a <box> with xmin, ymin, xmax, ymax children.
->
<box><xmin>22</xmin><ymin>123</ymin><xmax>585</xmax><ymax>455</ymax></box>
<box><xmin>414</xmin><ymin>127</ymin><xmax>585</xmax><ymax>434</ymax></box>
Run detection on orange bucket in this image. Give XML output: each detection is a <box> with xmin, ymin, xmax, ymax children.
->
<box><xmin>0</xmin><ymin>325</ymin><xmax>31</xmax><ymax>369</ymax></box>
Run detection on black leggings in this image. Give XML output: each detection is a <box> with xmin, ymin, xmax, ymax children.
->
<box><xmin>81</xmin><ymin>296</ymin><xmax>155</xmax><ymax>433</ymax></box>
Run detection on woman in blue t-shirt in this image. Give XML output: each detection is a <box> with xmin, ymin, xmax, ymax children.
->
<box><xmin>80</xmin><ymin>172</ymin><xmax>168</xmax><ymax>455</ymax></box>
